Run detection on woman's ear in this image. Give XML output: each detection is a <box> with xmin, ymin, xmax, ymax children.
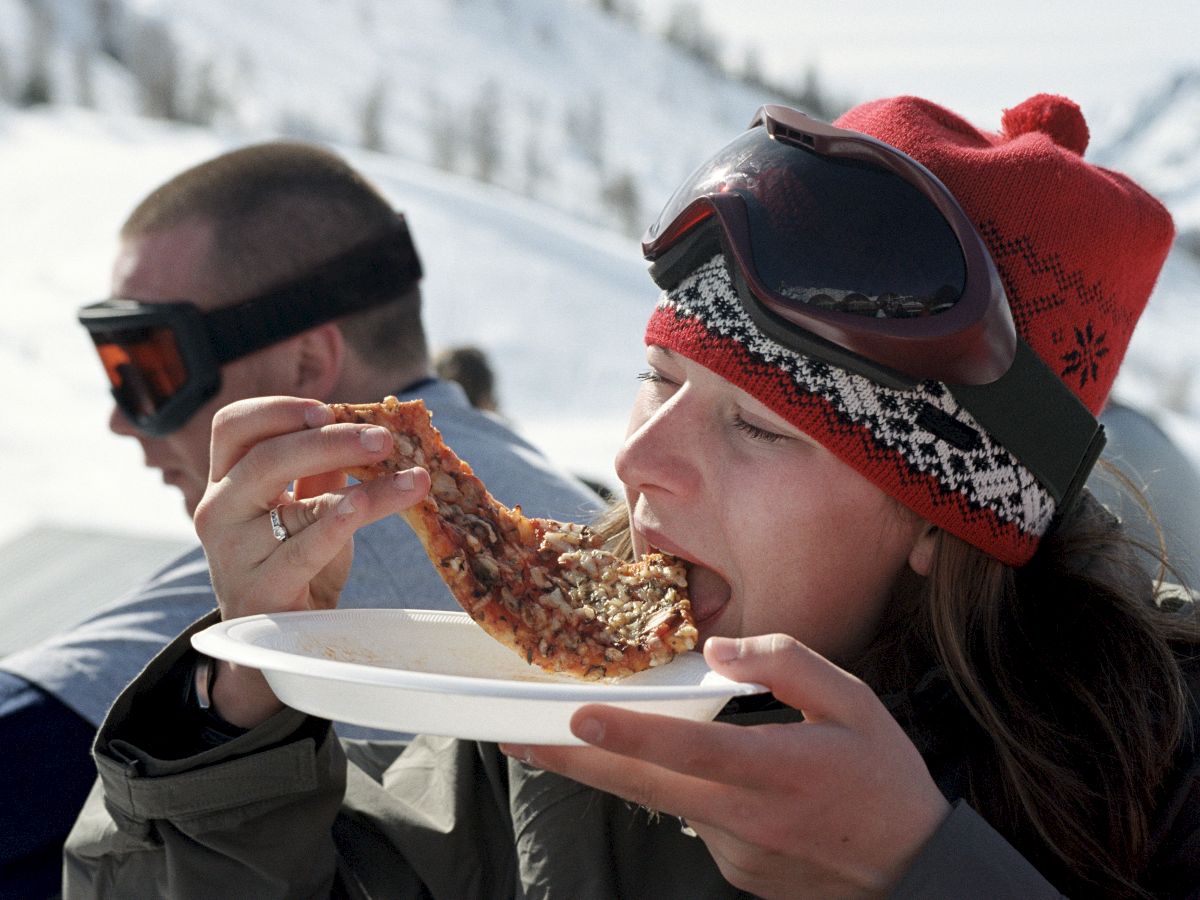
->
<box><xmin>908</xmin><ymin>523</ymin><xmax>939</xmax><ymax>577</ymax></box>
<box><xmin>294</xmin><ymin>323</ymin><xmax>345</xmax><ymax>399</ymax></box>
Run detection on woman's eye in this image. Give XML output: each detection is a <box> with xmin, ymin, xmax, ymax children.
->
<box><xmin>732</xmin><ymin>414</ymin><xmax>786</xmax><ymax>443</ymax></box>
<box><xmin>636</xmin><ymin>369</ymin><xmax>672</xmax><ymax>385</ymax></box>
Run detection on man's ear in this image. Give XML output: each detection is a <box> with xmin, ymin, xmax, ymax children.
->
<box><xmin>908</xmin><ymin>523</ymin><xmax>939</xmax><ymax>577</ymax></box>
<box><xmin>294</xmin><ymin>323</ymin><xmax>345</xmax><ymax>399</ymax></box>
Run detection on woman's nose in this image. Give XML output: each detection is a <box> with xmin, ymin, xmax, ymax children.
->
<box><xmin>614</xmin><ymin>392</ymin><xmax>701</xmax><ymax>499</ymax></box>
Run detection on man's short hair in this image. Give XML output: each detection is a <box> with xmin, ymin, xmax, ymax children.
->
<box><xmin>122</xmin><ymin>141</ymin><xmax>426</xmax><ymax>369</ymax></box>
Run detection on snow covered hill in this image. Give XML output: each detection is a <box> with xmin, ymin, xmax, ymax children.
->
<box><xmin>6</xmin><ymin>0</ymin><xmax>1200</xmax><ymax>250</ymax></box>
<box><xmin>0</xmin><ymin>0</ymin><xmax>787</xmax><ymax>238</ymax></box>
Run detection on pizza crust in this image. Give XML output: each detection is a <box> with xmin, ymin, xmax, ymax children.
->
<box><xmin>329</xmin><ymin>396</ymin><xmax>697</xmax><ymax>678</ymax></box>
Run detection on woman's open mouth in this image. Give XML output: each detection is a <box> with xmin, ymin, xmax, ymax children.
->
<box><xmin>682</xmin><ymin>560</ymin><xmax>732</xmax><ymax>626</ymax></box>
<box><xmin>639</xmin><ymin>527</ymin><xmax>731</xmax><ymax>627</ymax></box>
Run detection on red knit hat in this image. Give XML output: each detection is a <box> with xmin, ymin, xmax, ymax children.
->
<box><xmin>645</xmin><ymin>95</ymin><xmax>1175</xmax><ymax>565</ymax></box>
<box><xmin>837</xmin><ymin>94</ymin><xmax>1174</xmax><ymax>414</ymax></box>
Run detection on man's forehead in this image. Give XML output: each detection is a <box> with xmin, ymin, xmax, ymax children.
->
<box><xmin>110</xmin><ymin>219</ymin><xmax>221</xmax><ymax>308</ymax></box>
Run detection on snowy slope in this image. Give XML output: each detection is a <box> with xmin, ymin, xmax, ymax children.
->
<box><xmin>8</xmin><ymin>0</ymin><xmax>1200</xmax><ymax>248</ymax></box>
<box><xmin>1</xmin><ymin>0</ymin><xmax>785</xmax><ymax>237</ymax></box>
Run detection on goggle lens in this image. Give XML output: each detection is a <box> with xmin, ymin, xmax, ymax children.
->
<box><xmin>649</xmin><ymin>127</ymin><xmax>967</xmax><ymax>320</ymax></box>
<box><xmin>741</xmin><ymin>134</ymin><xmax>966</xmax><ymax>317</ymax></box>
<box><xmin>644</xmin><ymin>110</ymin><xmax>1020</xmax><ymax>386</ymax></box>
<box><xmin>93</xmin><ymin>326</ymin><xmax>190</xmax><ymax>421</ymax></box>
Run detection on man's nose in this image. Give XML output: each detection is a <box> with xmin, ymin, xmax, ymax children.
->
<box><xmin>108</xmin><ymin>404</ymin><xmax>139</xmax><ymax>437</ymax></box>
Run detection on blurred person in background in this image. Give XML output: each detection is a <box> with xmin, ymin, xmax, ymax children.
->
<box><xmin>1094</xmin><ymin>399</ymin><xmax>1200</xmax><ymax>587</ymax></box>
<box><xmin>63</xmin><ymin>97</ymin><xmax>1200</xmax><ymax>897</ymax></box>
<box><xmin>434</xmin><ymin>344</ymin><xmax>500</xmax><ymax>413</ymax></box>
<box><xmin>435</xmin><ymin>342</ymin><xmax>617</xmax><ymax>500</ymax></box>
<box><xmin>0</xmin><ymin>142</ymin><xmax>600</xmax><ymax>897</ymax></box>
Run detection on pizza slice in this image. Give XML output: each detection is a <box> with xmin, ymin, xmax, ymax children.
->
<box><xmin>329</xmin><ymin>396</ymin><xmax>697</xmax><ymax>679</ymax></box>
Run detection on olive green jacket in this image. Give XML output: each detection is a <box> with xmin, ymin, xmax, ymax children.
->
<box><xmin>63</xmin><ymin>613</ymin><xmax>1199</xmax><ymax>898</ymax></box>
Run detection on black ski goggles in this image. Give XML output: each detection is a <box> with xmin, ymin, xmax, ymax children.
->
<box><xmin>642</xmin><ymin>105</ymin><xmax>1104</xmax><ymax>509</ymax></box>
<box><xmin>79</xmin><ymin>216</ymin><xmax>422</xmax><ymax>437</ymax></box>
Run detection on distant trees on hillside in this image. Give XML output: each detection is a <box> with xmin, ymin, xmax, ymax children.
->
<box><xmin>427</xmin><ymin>87</ymin><xmax>459</xmax><ymax>174</ymax></box>
<box><xmin>1179</xmin><ymin>228</ymin><xmax>1200</xmax><ymax>263</ymax></box>
<box><xmin>588</xmin><ymin>0</ymin><xmax>641</xmax><ymax>26</ymax></box>
<box><xmin>601</xmin><ymin>169</ymin><xmax>641</xmax><ymax>237</ymax></box>
<box><xmin>127</xmin><ymin>18</ymin><xmax>180</xmax><ymax>119</ymax></box>
<box><xmin>662</xmin><ymin>3</ymin><xmax>721</xmax><ymax>72</ymax></box>
<box><xmin>16</xmin><ymin>0</ymin><xmax>54</xmax><ymax>107</ymax></box>
<box><xmin>0</xmin><ymin>0</ymin><xmax>849</xmax><ymax>241</ymax></box>
<box><xmin>469</xmin><ymin>79</ymin><xmax>504</xmax><ymax>183</ymax></box>
<box><xmin>565</xmin><ymin>91</ymin><xmax>606</xmax><ymax>172</ymax></box>
<box><xmin>360</xmin><ymin>76</ymin><xmax>390</xmax><ymax>153</ymax></box>
<box><xmin>595</xmin><ymin>0</ymin><xmax>852</xmax><ymax>119</ymax></box>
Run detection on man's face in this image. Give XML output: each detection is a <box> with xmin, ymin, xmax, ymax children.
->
<box><xmin>108</xmin><ymin>221</ymin><xmax>300</xmax><ymax>516</ymax></box>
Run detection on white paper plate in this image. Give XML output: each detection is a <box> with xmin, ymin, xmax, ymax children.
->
<box><xmin>192</xmin><ymin>609</ymin><xmax>766</xmax><ymax>744</ymax></box>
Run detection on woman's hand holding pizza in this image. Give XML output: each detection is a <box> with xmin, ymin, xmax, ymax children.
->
<box><xmin>501</xmin><ymin>633</ymin><xmax>951</xmax><ymax>899</ymax></box>
<box><xmin>192</xmin><ymin>395</ymin><xmax>431</xmax><ymax>727</ymax></box>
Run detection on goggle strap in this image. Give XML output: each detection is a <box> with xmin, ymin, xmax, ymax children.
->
<box><xmin>949</xmin><ymin>340</ymin><xmax>1105</xmax><ymax>506</ymax></box>
<box><xmin>205</xmin><ymin>223</ymin><xmax>423</xmax><ymax>364</ymax></box>
<box><xmin>1055</xmin><ymin>423</ymin><xmax>1107</xmax><ymax>524</ymax></box>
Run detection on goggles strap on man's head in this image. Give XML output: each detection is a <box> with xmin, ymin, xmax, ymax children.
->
<box><xmin>204</xmin><ymin>216</ymin><xmax>423</xmax><ymax>364</ymax></box>
<box><xmin>77</xmin><ymin>214</ymin><xmax>424</xmax><ymax>438</ymax></box>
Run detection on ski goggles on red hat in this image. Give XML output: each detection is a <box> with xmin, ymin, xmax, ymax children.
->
<box><xmin>642</xmin><ymin>105</ymin><xmax>1104</xmax><ymax>512</ymax></box>
<box><xmin>78</xmin><ymin>216</ymin><xmax>422</xmax><ymax>437</ymax></box>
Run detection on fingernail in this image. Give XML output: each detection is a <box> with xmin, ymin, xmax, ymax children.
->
<box><xmin>304</xmin><ymin>405</ymin><xmax>332</xmax><ymax>428</ymax></box>
<box><xmin>574</xmin><ymin>717</ymin><xmax>604</xmax><ymax>744</ymax></box>
<box><xmin>500</xmin><ymin>744</ymin><xmax>535</xmax><ymax>766</ymax></box>
<box><xmin>360</xmin><ymin>426</ymin><xmax>390</xmax><ymax>451</ymax></box>
<box><xmin>336</xmin><ymin>494</ymin><xmax>356</xmax><ymax>516</ymax></box>
<box><xmin>393</xmin><ymin>469</ymin><xmax>415</xmax><ymax>491</ymax></box>
<box><xmin>708</xmin><ymin>636</ymin><xmax>741</xmax><ymax>663</ymax></box>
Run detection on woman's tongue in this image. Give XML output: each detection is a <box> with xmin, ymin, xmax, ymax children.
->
<box><xmin>685</xmin><ymin>562</ymin><xmax>731</xmax><ymax>624</ymax></box>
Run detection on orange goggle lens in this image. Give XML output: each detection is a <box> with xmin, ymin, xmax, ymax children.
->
<box><xmin>93</xmin><ymin>327</ymin><xmax>190</xmax><ymax>418</ymax></box>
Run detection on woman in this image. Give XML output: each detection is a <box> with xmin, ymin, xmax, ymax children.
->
<box><xmin>65</xmin><ymin>95</ymin><xmax>1198</xmax><ymax>898</ymax></box>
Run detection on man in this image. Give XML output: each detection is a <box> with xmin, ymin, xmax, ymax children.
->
<box><xmin>0</xmin><ymin>142</ymin><xmax>602</xmax><ymax>896</ymax></box>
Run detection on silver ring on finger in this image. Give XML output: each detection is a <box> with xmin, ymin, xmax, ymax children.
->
<box><xmin>269</xmin><ymin>506</ymin><xmax>291</xmax><ymax>543</ymax></box>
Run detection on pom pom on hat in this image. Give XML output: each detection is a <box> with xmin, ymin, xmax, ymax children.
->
<box><xmin>1001</xmin><ymin>94</ymin><xmax>1089</xmax><ymax>155</ymax></box>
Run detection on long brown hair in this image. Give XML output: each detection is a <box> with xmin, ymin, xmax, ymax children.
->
<box><xmin>866</xmin><ymin>485</ymin><xmax>1198</xmax><ymax>896</ymax></box>
<box><xmin>595</xmin><ymin>487</ymin><xmax>1198</xmax><ymax>895</ymax></box>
